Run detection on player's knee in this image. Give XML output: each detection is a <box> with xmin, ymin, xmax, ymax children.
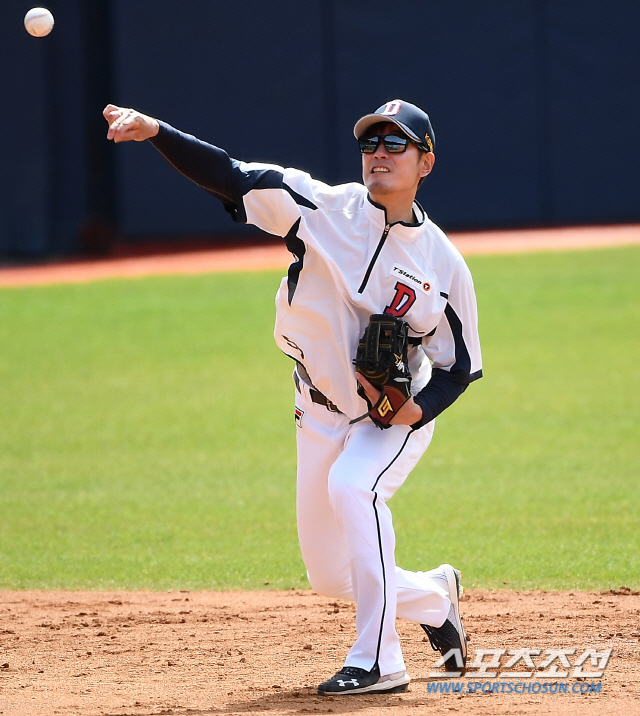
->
<box><xmin>327</xmin><ymin>474</ymin><xmax>370</xmax><ymax>512</ymax></box>
<box><xmin>306</xmin><ymin>568</ymin><xmax>352</xmax><ymax>599</ymax></box>
<box><xmin>328</xmin><ymin>462</ymin><xmax>378</xmax><ymax>511</ymax></box>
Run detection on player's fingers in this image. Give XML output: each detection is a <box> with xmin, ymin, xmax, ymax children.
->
<box><xmin>109</xmin><ymin>119</ymin><xmax>125</xmax><ymax>141</ymax></box>
<box><xmin>355</xmin><ymin>373</ymin><xmax>380</xmax><ymax>403</ymax></box>
<box><xmin>106</xmin><ymin>119</ymin><xmax>119</xmax><ymax>140</ymax></box>
<box><xmin>107</xmin><ymin>119</ymin><xmax>122</xmax><ymax>140</ymax></box>
<box><xmin>103</xmin><ymin>104</ymin><xmax>121</xmax><ymax>120</ymax></box>
<box><xmin>113</xmin><ymin>124</ymin><xmax>135</xmax><ymax>143</ymax></box>
<box><xmin>104</xmin><ymin>109</ymin><xmax>126</xmax><ymax>138</ymax></box>
<box><xmin>106</xmin><ymin>108</ymin><xmax>131</xmax><ymax>140</ymax></box>
<box><xmin>112</xmin><ymin>113</ymin><xmax>140</xmax><ymax>142</ymax></box>
<box><xmin>111</xmin><ymin>119</ymin><xmax>130</xmax><ymax>142</ymax></box>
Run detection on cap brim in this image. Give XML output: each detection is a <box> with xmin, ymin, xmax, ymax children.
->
<box><xmin>353</xmin><ymin>114</ymin><xmax>422</xmax><ymax>143</ymax></box>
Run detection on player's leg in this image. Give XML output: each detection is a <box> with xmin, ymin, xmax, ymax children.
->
<box><xmin>294</xmin><ymin>384</ymin><xmax>354</xmax><ymax>600</ymax></box>
<box><xmin>325</xmin><ymin>419</ymin><xmax>441</xmax><ymax>677</ymax></box>
<box><xmin>294</xmin><ymin>388</ymin><xmax>414</xmax><ymax>694</ymax></box>
<box><xmin>395</xmin><ymin>565</ymin><xmax>452</xmax><ymax>624</ymax></box>
<box><xmin>414</xmin><ymin>563</ymin><xmax>468</xmax><ymax>672</ymax></box>
<box><xmin>364</xmin><ymin>420</ymin><xmax>466</xmax><ymax>671</ymax></box>
<box><xmin>369</xmin><ymin>418</ymin><xmax>467</xmax><ymax>672</ymax></box>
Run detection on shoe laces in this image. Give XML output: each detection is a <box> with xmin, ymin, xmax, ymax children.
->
<box><xmin>424</xmin><ymin>624</ymin><xmax>446</xmax><ymax>653</ymax></box>
<box><xmin>340</xmin><ymin>666</ymin><xmax>369</xmax><ymax>678</ymax></box>
<box><xmin>423</xmin><ymin>619</ymin><xmax>460</xmax><ymax>653</ymax></box>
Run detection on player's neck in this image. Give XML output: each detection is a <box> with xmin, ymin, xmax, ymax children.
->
<box><xmin>369</xmin><ymin>189</ymin><xmax>417</xmax><ymax>225</ymax></box>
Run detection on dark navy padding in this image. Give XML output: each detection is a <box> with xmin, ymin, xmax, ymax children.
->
<box><xmin>0</xmin><ymin>0</ymin><xmax>86</xmax><ymax>257</ymax></box>
<box><xmin>4</xmin><ymin>1</ymin><xmax>640</xmax><ymax>257</ymax></box>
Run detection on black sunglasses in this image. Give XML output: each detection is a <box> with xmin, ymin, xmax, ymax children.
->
<box><xmin>358</xmin><ymin>134</ymin><xmax>418</xmax><ymax>154</ymax></box>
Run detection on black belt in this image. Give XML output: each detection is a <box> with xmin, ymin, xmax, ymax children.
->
<box><xmin>294</xmin><ymin>366</ymin><xmax>342</xmax><ymax>414</ymax></box>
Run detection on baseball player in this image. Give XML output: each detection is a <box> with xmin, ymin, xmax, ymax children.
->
<box><xmin>104</xmin><ymin>99</ymin><xmax>482</xmax><ymax>695</ymax></box>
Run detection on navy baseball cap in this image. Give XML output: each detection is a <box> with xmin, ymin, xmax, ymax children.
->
<box><xmin>353</xmin><ymin>99</ymin><xmax>435</xmax><ymax>153</ymax></box>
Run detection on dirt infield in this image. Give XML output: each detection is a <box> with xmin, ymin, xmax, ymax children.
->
<box><xmin>1</xmin><ymin>224</ymin><xmax>639</xmax><ymax>287</ymax></box>
<box><xmin>1</xmin><ymin>588</ymin><xmax>638</xmax><ymax>716</ymax></box>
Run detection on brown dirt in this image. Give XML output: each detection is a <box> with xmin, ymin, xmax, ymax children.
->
<box><xmin>1</xmin><ymin>588</ymin><xmax>638</xmax><ymax>715</ymax></box>
<box><xmin>1</xmin><ymin>224</ymin><xmax>639</xmax><ymax>287</ymax></box>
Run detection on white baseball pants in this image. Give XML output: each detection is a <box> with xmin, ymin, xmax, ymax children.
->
<box><xmin>294</xmin><ymin>380</ymin><xmax>451</xmax><ymax>676</ymax></box>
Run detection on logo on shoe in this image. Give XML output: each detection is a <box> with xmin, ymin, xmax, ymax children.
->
<box><xmin>337</xmin><ymin>679</ymin><xmax>360</xmax><ymax>687</ymax></box>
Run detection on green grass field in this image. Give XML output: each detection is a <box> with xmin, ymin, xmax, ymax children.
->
<box><xmin>1</xmin><ymin>246</ymin><xmax>638</xmax><ymax>591</ymax></box>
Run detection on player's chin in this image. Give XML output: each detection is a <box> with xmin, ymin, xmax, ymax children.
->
<box><xmin>365</xmin><ymin>175</ymin><xmax>395</xmax><ymax>194</ymax></box>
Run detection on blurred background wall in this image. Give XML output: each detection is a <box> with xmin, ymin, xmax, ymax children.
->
<box><xmin>2</xmin><ymin>0</ymin><xmax>639</xmax><ymax>258</ymax></box>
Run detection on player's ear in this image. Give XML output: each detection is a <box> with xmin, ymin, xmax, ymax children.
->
<box><xmin>419</xmin><ymin>151</ymin><xmax>435</xmax><ymax>180</ymax></box>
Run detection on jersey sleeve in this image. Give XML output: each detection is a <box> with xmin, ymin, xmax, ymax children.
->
<box><xmin>423</xmin><ymin>257</ymin><xmax>483</xmax><ymax>384</ymax></box>
<box><xmin>149</xmin><ymin>122</ymin><xmax>238</xmax><ymax>209</ymax></box>
<box><xmin>232</xmin><ymin>162</ymin><xmax>320</xmax><ymax>237</ymax></box>
<box><xmin>148</xmin><ymin>122</ymin><xmax>321</xmax><ymax>238</ymax></box>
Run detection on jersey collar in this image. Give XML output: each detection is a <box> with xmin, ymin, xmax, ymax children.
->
<box><xmin>365</xmin><ymin>194</ymin><xmax>427</xmax><ymax>242</ymax></box>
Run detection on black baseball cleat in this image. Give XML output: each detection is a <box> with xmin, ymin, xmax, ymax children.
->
<box><xmin>317</xmin><ymin>665</ymin><xmax>410</xmax><ymax>695</ymax></box>
<box><xmin>421</xmin><ymin>564</ymin><xmax>468</xmax><ymax>672</ymax></box>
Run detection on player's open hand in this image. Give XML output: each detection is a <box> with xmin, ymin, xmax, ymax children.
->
<box><xmin>103</xmin><ymin>104</ymin><xmax>160</xmax><ymax>143</ymax></box>
<box><xmin>355</xmin><ymin>374</ymin><xmax>423</xmax><ymax>427</ymax></box>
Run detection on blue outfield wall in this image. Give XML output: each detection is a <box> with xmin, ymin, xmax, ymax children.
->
<box><xmin>1</xmin><ymin>0</ymin><xmax>640</xmax><ymax>257</ymax></box>
<box><xmin>0</xmin><ymin>0</ymin><xmax>87</xmax><ymax>257</ymax></box>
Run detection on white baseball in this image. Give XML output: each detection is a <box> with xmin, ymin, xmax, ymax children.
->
<box><xmin>24</xmin><ymin>7</ymin><xmax>55</xmax><ymax>37</ymax></box>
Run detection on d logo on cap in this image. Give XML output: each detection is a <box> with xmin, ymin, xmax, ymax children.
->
<box><xmin>381</xmin><ymin>101</ymin><xmax>402</xmax><ymax>116</ymax></box>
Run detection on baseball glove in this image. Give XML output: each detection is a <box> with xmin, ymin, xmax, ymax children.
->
<box><xmin>353</xmin><ymin>314</ymin><xmax>412</xmax><ymax>429</ymax></box>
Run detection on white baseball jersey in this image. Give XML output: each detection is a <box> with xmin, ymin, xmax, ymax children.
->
<box><xmin>235</xmin><ymin>163</ymin><xmax>482</xmax><ymax>419</ymax></box>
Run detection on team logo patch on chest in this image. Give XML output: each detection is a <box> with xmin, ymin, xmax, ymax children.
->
<box><xmin>294</xmin><ymin>406</ymin><xmax>304</xmax><ymax>427</ymax></box>
<box><xmin>390</xmin><ymin>264</ymin><xmax>432</xmax><ymax>294</ymax></box>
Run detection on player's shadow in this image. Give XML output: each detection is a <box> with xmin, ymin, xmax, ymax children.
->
<box><xmin>128</xmin><ymin>686</ymin><xmax>436</xmax><ymax>715</ymax></box>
